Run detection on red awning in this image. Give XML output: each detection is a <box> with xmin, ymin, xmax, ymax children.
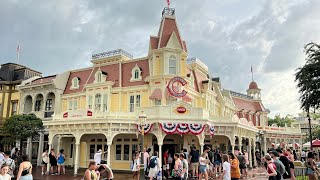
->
<box><xmin>313</xmin><ymin>139</ymin><xmax>320</xmax><ymax>147</ymax></box>
<box><xmin>182</xmin><ymin>94</ymin><xmax>192</xmax><ymax>102</ymax></box>
<box><xmin>149</xmin><ymin>88</ymin><xmax>162</xmax><ymax>100</ymax></box>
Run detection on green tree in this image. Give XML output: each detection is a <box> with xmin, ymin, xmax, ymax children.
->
<box><xmin>295</xmin><ymin>42</ymin><xmax>320</xmax><ymax>112</ymax></box>
<box><xmin>312</xmin><ymin>127</ymin><xmax>320</xmax><ymax>139</ymax></box>
<box><xmin>268</xmin><ymin>114</ymin><xmax>295</xmax><ymax>127</ymax></box>
<box><xmin>0</xmin><ymin>114</ymin><xmax>44</xmax><ymax>149</ymax></box>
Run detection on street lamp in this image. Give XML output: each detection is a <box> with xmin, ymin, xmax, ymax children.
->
<box><xmin>307</xmin><ymin>111</ymin><xmax>313</xmax><ymax>150</ymax></box>
<box><xmin>138</xmin><ymin>111</ymin><xmax>147</xmax><ymax>179</ymax></box>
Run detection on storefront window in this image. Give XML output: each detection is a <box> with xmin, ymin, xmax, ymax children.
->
<box><xmin>90</xmin><ymin>145</ymin><xmax>95</xmax><ymax>159</ymax></box>
<box><xmin>123</xmin><ymin>145</ymin><xmax>129</xmax><ymax>160</ymax></box>
<box><xmin>116</xmin><ymin>145</ymin><xmax>122</xmax><ymax>160</ymax></box>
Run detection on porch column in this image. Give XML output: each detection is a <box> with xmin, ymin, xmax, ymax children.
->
<box><xmin>225</xmin><ymin>141</ymin><xmax>229</xmax><ymax>153</ymax></box>
<box><xmin>26</xmin><ymin>137</ymin><xmax>32</xmax><ymax>161</ymax></box>
<box><xmin>248</xmin><ymin>139</ymin><xmax>252</xmax><ymax>168</ymax></box>
<box><xmin>253</xmin><ymin>144</ymin><xmax>257</xmax><ymax>167</ymax></box>
<box><xmin>231</xmin><ymin>144</ymin><xmax>235</xmax><ymax>154</ymax></box>
<box><xmin>46</xmin><ymin>144</ymin><xmax>52</xmax><ymax>173</ymax></box>
<box><xmin>74</xmin><ymin>142</ymin><xmax>80</xmax><ymax>175</ymax></box>
<box><xmin>158</xmin><ymin>143</ymin><xmax>163</xmax><ymax>167</ymax></box>
<box><xmin>106</xmin><ymin>142</ymin><xmax>112</xmax><ymax>167</ymax></box>
<box><xmin>37</xmin><ymin>133</ymin><xmax>44</xmax><ymax>166</ymax></box>
<box><xmin>200</xmin><ymin>143</ymin><xmax>204</xmax><ymax>153</ymax></box>
<box><xmin>263</xmin><ymin>136</ymin><xmax>267</xmax><ymax>155</ymax></box>
<box><xmin>239</xmin><ymin>137</ymin><xmax>243</xmax><ymax>153</ymax></box>
<box><xmin>57</xmin><ymin>136</ymin><xmax>62</xmax><ymax>151</ymax></box>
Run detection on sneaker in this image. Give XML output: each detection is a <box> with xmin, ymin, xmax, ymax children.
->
<box><xmin>41</xmin><ymin>172</ymin><xmax>44</xmax><ymax>175</ymax></box>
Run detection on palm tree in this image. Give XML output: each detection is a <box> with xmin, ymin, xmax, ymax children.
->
<box><xmin>295</xmin><ymin>42</ymin><xmax>320</xmax><ymax>150</ymax></box>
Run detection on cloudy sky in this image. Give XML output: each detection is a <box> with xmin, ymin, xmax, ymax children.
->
<box><xmin>1</xmin><ymin>0</ymin><xmax>320</xmax><ymax>117</ymax></box>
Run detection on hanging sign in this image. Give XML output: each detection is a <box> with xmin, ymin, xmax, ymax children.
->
<box><xmin>63</xmin><ymin>110</ymin><xmax>93</xmax><ymax>118</ymax></box>
<box><xmin>166</xmin><ymin>77</ymin><xmax>187</xmax><ymax>98</ymax></box>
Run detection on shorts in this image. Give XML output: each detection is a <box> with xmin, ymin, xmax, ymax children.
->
<box><xmin>57</xmin><ymin>162</ymin><xmax>65</xmax><ymax>166</ymax></box>
<box><xmin>148</xmin><ymin>167</ymin><xmax>158</xmax><ymax>178</ymax></box>
<box><xmin>190</xmin><ymin>162</ymin><xmax>199</xmax><ymax>171</ymax></box>
<box><xmin>163</xmin><ymin>164</ymin><xmax>169</xmax><ymax>170</ymax></box>
<box><xmin>42</xmin><ymin>161</ymin><xmax>47</xmax><ymax>165</ymax></box>
<box><xmin>199</xmin><ymin>165</ymin><xmax>207</xmax><ymax>173</ymax></box>
<box><xmin>50</xmin><ymin>162</ymin><xmax>57</xmax><ymax>166</ymax></box>
<box><xmin>214</xmin><ymin>161</ymin><xmax>221</xmax><ymax>166</ymax></box>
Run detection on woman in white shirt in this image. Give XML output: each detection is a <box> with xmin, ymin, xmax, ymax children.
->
<box><xmin>220</xmin><ymin>154</ymin><xmax>231</xmax><ymax>180</ymax></box>
<box><xmin>0</xmin><ymin>164</ymin><xmax>11</xmax><ymax>180</ymax></box>
<box><xmin>199</xmin><ymin>153</ymin><xmax>209</xmax><ymax>180</ymax></box>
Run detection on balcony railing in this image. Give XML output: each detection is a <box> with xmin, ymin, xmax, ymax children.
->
<box><xmin>44</xmin><ymin>111</ymin><xmax>54</xmax><ymax>118</ymax></box>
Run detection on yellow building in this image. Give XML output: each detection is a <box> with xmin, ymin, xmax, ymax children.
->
<box><xmin>16</xmin><ymin>7</ymin><xmax>304</xmax><ymax>174</ymax></box>
<box><xmin>0</xmin><ymin>63</ymin><xmax>41</xmax><ymax>150</ymax></box>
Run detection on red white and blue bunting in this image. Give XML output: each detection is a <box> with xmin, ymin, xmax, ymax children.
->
<box><xmin>160</xmin><ymin>123</ymin><xmax>178</xmax><ymax>134</ymax></box>
<box><xmin>160</xmin><ymin>123</ymin><xmax>209</xmax><ymax>135</ymax></box>
<box><xmin>209</xmin><ymin>125</ymin><xmax>215</xmax><ymax>136</ymax></box>
<box><xmin>176</xmin><ymin>124</ymin><xmax>189</xmax><ymax>134</ymax></box>
<box><xmin>137</xmin><ymin>123</ymin><xmax>153</xmax><ymax>134</ymax></box>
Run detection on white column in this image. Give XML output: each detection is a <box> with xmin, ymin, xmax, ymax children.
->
<box><xmin>47</xmin><ymin>144</ymin><xmax>52</xmax><ymax>173</ymax></box>
<box><xmin>200</xmin><ymin>143</ymin><xmax>204</xmax><ymax>154</ymax></box>
<box><xmin>253</xmin><ymin>144</ymin><xmax>257</xmax><ymax>167</ymax></box>
<box><xmin>26</xmin><ymin>137</ymin><xmax>32</xmax><ymax>161</ymax></box>
<box><xmin>158</xmin><ymin>143</ymin><xmax>163</xmax><ymax>167</ymax></box>
<box><xmin>232</xmin><ymin>144</ymin><xmax>235</xmax><ymax>154</ymax></box>
<box><xmin>263</xmin><ymin>136</ymin><xmax>267</xmax><ymax>155</ymax></box>
<box><xmin>37</xmin><ymin>133</ymin><xmax>44</xmax><ymax>166</ymax></box>
<box><xmin>74</xmin><ymin>143</ymin><xmax>80</xmax><ymax>175</ymax></box>
<box><xmin>106</xmin><ymin>142</ymin><xmax>112</xmax><ymax>167</ymax></box>
<box><xmin>248</xmin><ymin>139</ymin><xmax>252</xmax><ymax>168</ymax></box>
<box><xmin>57</xmin><ymin>136</ymin><xmax>61</xmax><ymax>152</ymax></box>
<box><xmin>225</xmin><ymin>141</ymin><xmax>229</xmax><ymax>153</ymax></box>
<box><xmin>239</xmin><ymin>137</ymin><xmax>242</xmax><ymax>153</ymax></box>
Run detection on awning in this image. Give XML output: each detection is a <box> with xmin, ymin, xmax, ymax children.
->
<box><xmin>149</xmin><ymin>88</ymin><xmax>162</xmax><ymax>100</ymax></box>
<box><xmin>182</xmin><ymin>94</ymin><xmax>192</xmax><ymax>102</ymax></box>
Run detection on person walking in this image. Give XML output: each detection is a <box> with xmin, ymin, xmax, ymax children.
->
<box><xmin>220</xmin><ymin>154</ymin><xmax>231</xmax><ymax>180</ymax></box>
<box><xmin>285</xmin><ymin>149</ymin><xmax>296</xmax><ymax>180</ymax></box>
<box><xmin>0</xmin><ymin>150</ymin><xmax>4</xmax><ymax>162</ymax></box>
<box><xmin>16</xmin><ymin>154</ymin><xmax>33</xmax><ymax>180</ymax></box>
<box><xmin>269</xmin><ymin>151</ymin><xmax>285</xmax><ymax>180</ymax></box>
<box><xmin>148</xmin><ymin>151</ymin><xmax>160</xmax><ymax>180</ymax></box>
<box><xmin>0</xmin><ymin>164</ymin><xmax>11</xmax><ymax>180</ymax></box>
<box><xmin>49</xmin><ymin>149</ymin><xmax>57</xmax><ymax>175</ymax></box>
<box><xmin>228</xmin><ymin>153</ymin><xmax>240</xmax><ymax>180</ymax></box>
<box><xmin>0</xmin><ymin>151</ymin><xmax>15</xmax><ymax>179</ymax></box>
<box><xmin>214</xmin><ymin>149</ymin><xmax>222</xmax><ymax>177</ymax></box>
<box><xmin>173</xmin><ymin>153</ymin><xmax>183</xmax><ymax>180</ymax></box>
<box><xmin>97</xmin><ymin>164</ymin><xmax>114</xmax><ymax>180</ymax></box>
<box><xmin>132</xmin><ymin>151</ymin><xmax>140</xmax><ymax>180</ymax></box>
<box><xmin>198</xmin><ymin>153</ymin><xmax>209</xmax><ymax>180</ymax></box>
<box><xmin>94</xmin><ymin>149</ymin><xmax>107</xmax><ymax>165</ymax></box>
<box><xmin>301</xmin><ymin>150</ymin><xmax>306</xmax><ymax>162</ymax></box>
<box><xmin>189</xmin><ymin>146</ymin><xmax>199</xmax><ymax>179</ymax></box>
<box><xmin>163</xmin><ymin>149</ymin><xmax>170</xmax><ymax>179</ymax></box>
<box><xmin>265</xmin><ymin>155</ymin><xmax>277</xmax><ymax>180</ymax></box>
<box><xmin>179</xmin><ymin>153</ymin><xmax>188</xmax><ymax>180</ymax></box>
<box><xmin>84</xmin><ymin>161</ymin><xmax>99</xmax><ymax>180</ymax></box>
<box><xmin>41</xmin><ymin>150</ymin><xmax>49</xmax><ymax>175</ymax></box>
<box><xmin>306</xmin><ymin>152</ymin><xmax>318</xmax><ymax>180</ymax></box>
<box><xmin>237</xmin><ymin>152</ymin><xmax>247</xmax><ymax>178</ymax></box>
<box><xmin>56</xmin><ymin>149</ymin><xmax>66</xmax><ymax>175</ymax></box>
<box><xmin>276</xmin><ymin>149</ymin><xmax>291</xmax><ymax>180</ymax></box>
<box><xmin>144</xmin><ymin>148</ymin><xmax>150</xmax><ymax>177</ymax></box>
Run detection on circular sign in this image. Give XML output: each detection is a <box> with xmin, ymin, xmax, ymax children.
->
<box><xmin>167</xmin><ymin>77</ymin><xmax>187</xmax><ymax>98</ymax></box>
<box><xmin>176</xmin><ymin>106</ymin><xmax>186</xmax><ymax>113</ymax></box>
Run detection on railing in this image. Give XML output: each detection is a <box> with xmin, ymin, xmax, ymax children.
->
<box><xmin>44</xmin><ymin>111</ymin><xmax>54</xmax><ymax>118</ymax></box>
<box><xmin>91</xmin><ymin>49</ymin><xmax>133</xmax><ymax>60</ymax></box>
<box><xmin>186</xmin><ymin>57</ymin><xmax>209</xmax><ymax>72</ymax></box>
<box><xmin>259</xmin><ymin>126</ymin><xmax>302</xmax><ymax>133</ymax></box>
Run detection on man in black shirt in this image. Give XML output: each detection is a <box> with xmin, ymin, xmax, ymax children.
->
<box><xmin>276</xmin><ymin>149</ymin><xmax>291</xmax><ymax>179</ymax></box>
<box><xmin>189</xmin><ymin>146</ymin><xmax>199</xmax><ymax>178</ymax></box>
<box><xmin>214</xmin><ymin>149</ymin><xmax>222</xmax><ymax>176</ymax></box>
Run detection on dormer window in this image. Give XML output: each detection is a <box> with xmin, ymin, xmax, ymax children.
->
<box><xmin>130</xmin><ymin>64</ymin><xmax>142</xmax><ymax>82</ymax></box>
<box><xmin>169</xmin><ymin>55</ymin><xmax>177</xmax><ymax>74</ymax></box>
<box><xmin>94</xmin><ymin>70</ymin><xmax>107</xmax><ymax>83</ymax></box>
<box><xmin>71</xmin><ymin>77</ymin><xmax>80</xmax><ymax>89</ymax></box>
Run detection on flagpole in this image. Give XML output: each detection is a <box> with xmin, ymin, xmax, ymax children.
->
<box><xmin>251</xmin><ymin>65</ymin><xmax>253</xmax><ymax>82</ymax></box>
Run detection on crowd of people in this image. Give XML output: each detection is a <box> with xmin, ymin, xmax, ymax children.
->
<box><xmin>0</xmin><ymin>148</ymin><xmax>33</xmax><ymax>180</ymax></box>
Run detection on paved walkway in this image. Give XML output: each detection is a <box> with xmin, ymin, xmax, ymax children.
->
<box><xmin>31</xmin><ymin>166</ymin><xmax>268</xmax><ymax>180</ymax></box>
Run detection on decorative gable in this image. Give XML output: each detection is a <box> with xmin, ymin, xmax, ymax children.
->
<box><xmin>166</xmin><ymin>32</ymin><xmax>182</xmax><ymax>49</ymax></box>
<box><xmin>130</xmin><ymin>64</ymin><xmax>142</xmax><ymax>82</ymax></box>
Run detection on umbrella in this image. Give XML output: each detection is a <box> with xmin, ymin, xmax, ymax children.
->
<box><xmin>313</xmin><ymin>139</ymin><xmax>320</xmax><ymax>147</ymax></box>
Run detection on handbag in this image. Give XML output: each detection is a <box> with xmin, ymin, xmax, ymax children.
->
<box><xmin>306</xmin><ymin>167</ymin><xmax>314</xmax><ymax>175</ymax></box>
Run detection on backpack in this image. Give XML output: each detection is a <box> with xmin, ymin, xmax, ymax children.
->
<box><xmin>149</xmin><ymin>156</ymin><xmax>157</xmax><ymax>168</ymax></box>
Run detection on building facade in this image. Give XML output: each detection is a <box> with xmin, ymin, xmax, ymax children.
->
<box><xmin>16</xmin><ymin>8</ymin><xmax>304</xmax><ymax>174</ymax></box>
<box><xmin>0</xmin><ymin>63</ymin><xmax>41</xmax><ymax>150</ymax></box>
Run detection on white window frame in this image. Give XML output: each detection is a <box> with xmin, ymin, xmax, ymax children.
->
<box><xmin>73</xmin><ymin>99</ymin><xmax>78</xmax><ymax>110</ymax></box>
<box><xmin>88</xmin><ymin>95</ymin><xmax>93</xmax><ymax>109</ymax></box>
<box><xmin>129</xmin><ymin>94</ymin><xmax>141</xmax><ymax>112</ymax></box>
<box><xmin>155</xmin><ymin>99</ymin><xmax>161</xmax><ymax>106</ymax></box>
<box><xmin>95</xmin><ymin>94</ymin><xmax>101</xmax><ymax>111</ymax></box>
<box><xmin>114</xmin><ymin>137</ymin><xmax>138</xmax><ymax>162</ymax></box>
<box><xmin>169</xmin><ymin>55</ymin><xmax>177</xmax><ymax>74</ymax></box>
<box><xmin>102</xmin><ymin>94</ymin><xmax>108</xmax><ymax>112</ymax></box>
<box><xmin>130</xmin><ymin>64</ymin><xmax>142</xmax><ymax>82</ymax></box>
<box><xmin>68</xmin><ymin>100</ymin><xmax>73</xmax><ymax>110</ymax></box>
<box><xmin>71</xmin><ymin>77</ymin><xmax>79</xmax><ymax>89</ymax></box>
<box><xmin>94</xmin><ymin>70</ymin><xmax>106</xmax><ymax>83</ymax></box>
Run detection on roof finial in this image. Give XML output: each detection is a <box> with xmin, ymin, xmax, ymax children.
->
<box><xmin>166</xmin><ymin>0</ymin><xmax>170</xmax><ymax>8</ymax></box>
<box><xmin>251</xmin><ymin>64</ymin><xmax>254</xmax><ymax>82</ymax></box>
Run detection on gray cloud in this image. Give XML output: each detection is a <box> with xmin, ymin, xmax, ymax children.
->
<box><xmin>1</xmin><ymin>0</ymin><xmax>319</xmax><ymax>117</ymax></box>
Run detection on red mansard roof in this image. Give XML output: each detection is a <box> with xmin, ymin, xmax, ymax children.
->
<box><xmin>232</xmin><ymin>96</ymin><xmax>264</xmax><ymax>112</ymax></box>
<box><xmin>86</xmin><ymin>64</ymin><xmax>120</xmax><ymax>87</ymax></box>
<box><xmin>122</xmin><ymin>59</ymin><xmax>149</xmax><ymax>87</ymax></box>
<box><xmin>30</xmin><ymin>75</ymin><xmax>56</xmax><ymax>85</ymax></box>
<box><xmin>194</xmin><ymin>71</ymin><xmax>208</xmax><ymax>92</ymax></box>
<box><xmin>150</xmin><ymin>37</ymin><xmax>159</xmax><ymax>50</ymax></box>
<box><xmin>159</xmin><ymin>18</ymin><xmax>183</xmax><ymax>49</ymax></box>
<box><xmin>64</xmin><ymin>68</ymin><xmax>92</xmax><ymax>94</ymax></box>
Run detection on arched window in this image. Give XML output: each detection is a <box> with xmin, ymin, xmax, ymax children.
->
<box><xmin>95</xmin><ymin>71</ymin><xmax>102</xmax><ymax>83</ymax></box>
<box><xmin>71</xmin><ymin>77</ymin><xmax>79</xmax><ymax>89</ymax></box>
<box><xmin>169</xmin><ymin>55</ymin><xmax>176</xmax><ymax>74</ymax></box>
<box><xmin>95</xmin><ymin>94</ymin><xmax>101</xmax><ymax>110</ymax></box>
<box><xmin>130</xmin><ymin>64</ymin><xmax>142</xmax><ymax>82</ymax></box>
